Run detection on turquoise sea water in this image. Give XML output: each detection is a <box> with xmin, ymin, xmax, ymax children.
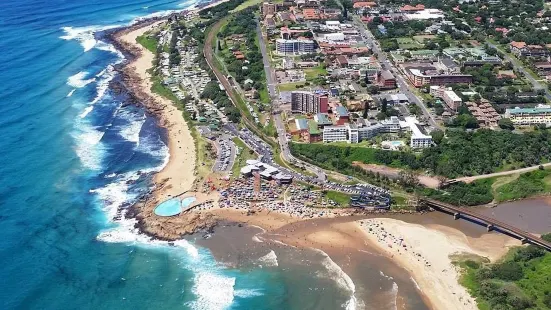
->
<box><xmin>0</xmin><ymin>0</ymin><xmax>375</xmax><ymax>309</ymax></box>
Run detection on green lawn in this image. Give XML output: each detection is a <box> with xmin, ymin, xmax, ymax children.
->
<box><xmin>230</xmin><ymin>0</ymin><xmax>264</xmax><ymax>12</ymax></box>
<box><xmin>278</xmin><ymin>82</ymin><xmax>307</xmax><ymax>91</ymax></box>
<box><xmin>304</xmin><ymin>66</ymin><xmax>327</xmax><ymax>80</ymax></box>
<box><xmin>232</xmin><ymin>137</ymin><xmax>257</xmax><ymax>177</ymax></box>
<box><xmin>396</xmin><ymin>37</ymin><xmax>423</xmax><ymax>50</ymax></box>
<box><xmin>323</xmin><ymin>190</ymin><xmax>352</xmax><ymax>207</ymax></box>
<box><xmin>136</xmin><ymin>33</ymin><xmax>158</xmax><ymax>53</ymax></box>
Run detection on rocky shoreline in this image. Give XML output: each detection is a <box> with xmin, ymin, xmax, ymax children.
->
<box><xmin>101</xmin><ymin>13</ymin><xmax>430</xmax><ymax>242</ymax></box>
<box><xmin>103</xmin><ymin>16</ymin><xmax>219</xmax><ymax>241</ymax></box>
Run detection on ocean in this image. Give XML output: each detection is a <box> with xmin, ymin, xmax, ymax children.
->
<box><xmin>0</xmin><ymin>0</ymin><xmax>428</xmax><ymax>309</ymax></box>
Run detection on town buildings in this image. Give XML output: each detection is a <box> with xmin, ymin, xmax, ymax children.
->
<box><xmin>291</xmin><ymin>91</ymin><xmax>329</xmax><ymax>114</ymax></box>
<box><xmin>402</xmin><ymin>63</ymin><xmax>473</xmax><ymax>87</ymax></box>
<box><xmin>505</xmin><ymin>106</ymin><xmax>551</xmax><ymax>126</ymax></box>
<box><xmin>276</xmin><ymin>38</ymin><xmax>315</xmax><ymax>55</ymax></box>
<box><xmin>510</xmin><ymin>41</ymin><xmax>550</xmax><ymax>58</ymax></box>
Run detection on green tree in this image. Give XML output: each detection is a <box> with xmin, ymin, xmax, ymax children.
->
<box><xmin>498</xmin><ymin>118</ymin><xmax>515</xmax><ymax>130</ymax></box>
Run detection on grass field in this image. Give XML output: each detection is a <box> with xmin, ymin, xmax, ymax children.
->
<box><xmin>413</xmin><ymin>35</ymin><xmax>436</xmax><ymax>43</ymax></box>
<box><xmin>278</xmin><ymin>82</ymin><xmax>307</xmax><ymax>91</ymax></box>
<box><xmin>494</xmin><ymin>168</ymin><xmax>551</xmax><ymax>202</ymax></box>
<box><xmin>323</xmin><ymin>190</ymin><xmax>352</xmax><ymax>207</ymax></box>
<box><xmin>304</xmin><ymin>65</ymin><xmax>327</xmax><ymax>80</ymax></box>
<box><xmin>136</xmin><ymin>33</ymin><xmax>158</xmax><ymax>53</ymax></box>
<box><xmin>396</xmin><ymin>37</ymin><xmax>423</xmax><ymax>49</ymax></box>
<box><xmin>230</xmin><ymin>0</ymin><xmax>264</xmax><ymax>12</ymax></box>
<box><xmin>231</xmin><ymin>137</ymin><xmax>257</xmax><ymax>178</ymax></box>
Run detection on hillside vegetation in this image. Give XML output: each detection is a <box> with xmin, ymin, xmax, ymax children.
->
<box><xmin>459</xmin><ymin>235</ymin><xmax>551</xmax><ymax>310</ymax></box>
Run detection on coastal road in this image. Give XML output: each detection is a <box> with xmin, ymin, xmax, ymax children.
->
<box><xmin>255</xmin><ymin>18</ymin><xmax>327</xmax><ymax>181</ymax></box>
<box><xmin>486</xmin><ymin>42</ymin><xmax>551</xmax><ymax>101</ymax></box>
<box><xmin>352</xmin><ymin>16</ymin><xmax>441</xmax><ymax>130</ymax></box>
<box><xmin>256</xmin><ymin>21</ymin><xmax>277</xmax><ymax>100</ymax></box>
<box><xmin>212</xmin><ymin>134</ymin><xmax>236</xmax><ymax>172</ymax></box>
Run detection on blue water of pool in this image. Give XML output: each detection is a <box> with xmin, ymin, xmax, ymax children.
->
<box><xmin>154</xmin><ymin>196</ymin><xmax>197</xmax><ymax>216</ymax></box>
<box><xmin>154</xmin><ymin>198</ymin><xmax>182</xmax><ymax>216</ymax></box>
<box><xmin>181</xmin><ymin>197</ymin><xmax>196</xmax><ymax>208</ymax></box>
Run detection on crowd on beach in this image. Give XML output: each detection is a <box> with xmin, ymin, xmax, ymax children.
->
<box><xmin>360</xmin><ymin>219</ymin><xmax>432</xmax><ymax>268</ymax></box>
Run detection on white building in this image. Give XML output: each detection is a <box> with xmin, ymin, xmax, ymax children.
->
<box><xmin>404</xmin><ymin>117</ymin><xmax>432</xmax><ymax>148</ymax></box>
<box><xmin>276</xmin><ymin>38</ymin><xmax>315</xmax><ymax>55</ymax></box>
<box><xmin>442</xmin><ymin>90</ymin><xmax>462</xmax><ymax>111</ymax></box>
<box><xmin>323</xmin><ymin>125</ymin><xmax>349</xmax><ymax>143</ymax></box>
<box><xmin>358</xmin><ymin>123</ymin><xmax>384</xmax><ymax>140</ymax></box>
<box><xmin>505</xmin><ymin>106</ymin><xmax>551</xmax><ymax>125</ymax></box>
<box><xmin>348</xmin><ymin>124</ymin><xmax>359</xmax><ymax>143</ymax></box>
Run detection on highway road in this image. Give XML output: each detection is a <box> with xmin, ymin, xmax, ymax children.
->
<box><xmin>256</xmin><ymin>19</ymin><xmax>328</xmax><ymax>181</ymax></box>
<box><xmin>486</xmin><ymin>42</ymin><xmax>551</xmax><ymax>101</ymax></box>
<box><xmin>256</xmin><ymin>21</ymin><xmax>277</xmax><ymax>100</ymax></box>
<box><xmin>352</xmin><ymin>16</ymin><xmax>441</xmax><ymax>130</ymax></box>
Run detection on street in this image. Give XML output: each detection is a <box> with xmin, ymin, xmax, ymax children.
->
<box><xmin>352</xmin><ymin>16</ymin><xmax>441</xmax><ymax>130</ymax></box>
<box><xmin>486</xmin><ymin>42</ymin><xmax>551</xmax><ymax>101</ymax></box>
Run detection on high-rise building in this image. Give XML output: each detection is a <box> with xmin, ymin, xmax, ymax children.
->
<box><xmin>291</xmin><ymin>91</ymin><xmax>328</xmax><ymax>114</ymax></box>
<box><xmin>276</xmin><ymin>39</ymin><xmax>315</xmax><ymax>55</ymax></box>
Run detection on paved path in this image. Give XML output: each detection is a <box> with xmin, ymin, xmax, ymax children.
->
<box><xmin>455</xmin><ymin>162</ymin><xmax>551</xmax><ymax>183</ymax></box>
<box><xmin>487</xmin><ymin>42</ymin><xmax>551</xmax><ymax>101</ymax></box>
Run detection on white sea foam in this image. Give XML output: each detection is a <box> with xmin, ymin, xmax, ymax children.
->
<box><xmin>136</xmin><ymin>132</ymin><xmax>170</xmax><ymax>168</ymax></box>
<box><xmin>388</xmin><ymin>282</ymin><xmax>399</xmax><ymax>310</ymax></box>
<box><xmin>91</xmin><ymin>65</ymin><xmax>116</xmax><ymax>105</ymax></box>
<box><xmin>233</xmin><ymin>289</ymin><xmax>264</xmax><ymax>298</ymax></box>
<box><xmin>67</xmin><ymin>89</ymin><xmax>76</xmax><ymax>97</ymax></box>
<box><xmin>119</xmin><ymin>113</ymin><xmax>146</xmax><ymax>144</ymax></box>
<box><xmin>67</xmin><ymin>71</ymin><xmax>96</xmax><ymax>88</ymax></box>
<box><xmin>252</xmin><ymin>235</ymin><xmax>263</xmax><ymax>243</ymax></box>
<box><xmin>410</xmin><ymin>276</ymin><xmax>421</xmax><ymax>291</ymax></box>
<box><xmin>73</xmin><ymin>124</ymin><xmax>105</xmax><ymax>170</ymax></box>
<box><xmin>379</xmin><ymin>270</ymin><xmax>394</xmax><ymax>280</ymax></box>
<box><xmin>313</xmin><ymin>249</ymin><xmax>359</xmax><ymax>310</ymax></box>
<box><xmin>257</xmin><ymin>250</ymin><xmax>278</xmax><ymax>267</ymax></box>
<box><xmin>79</xmin><ymin>106</ymin><xmax>94</xmax><ymax>119</ymax></box>
<box><xmin>60</xmin><ymin>25</ymin><xmax>121</xmax><ymax>52</ymax></box>
<box><xmin>189</xmin><ymin>273</ymin><xmax>235</xmax><ymax>310</ymax></box>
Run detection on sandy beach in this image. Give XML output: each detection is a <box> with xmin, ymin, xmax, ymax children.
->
<box><xmin>117</xmin><ymin>22</ymin><xmax>196</xmax><ymax>201</ymax></box>
<box><xmin>194</xmin><ymin>208</ymin><xmax>522</xmax><ymax>310</ymax></box>
<box><xmin>359</xmin><ymin>218</ymin><xmax>520</xmax><ymax>310</ymax></box>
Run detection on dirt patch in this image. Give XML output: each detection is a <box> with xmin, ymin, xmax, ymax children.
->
<box><xmin>352</xmin><ymin>162</ymin><xmax>442</xmax><ymax>189</ymax></box>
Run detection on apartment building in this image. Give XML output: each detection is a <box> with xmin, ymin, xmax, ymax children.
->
<box><xmin>276</xmin><ymin>38</ymin><xmax>315</xmax><ymax>55</ymax></box>
<box><xmin>403</xmin><ymin>64</ymin><xmax>472</xmax><ymax>87</ymax></box>
<box><xmin>323</xmin><ymin>125</ymin><xmax>349</xmax><ymax>142</ymax></box>
<box><xmin>291</xmin><ymin>91</ymin><xmax>329</xmax><ymax>114</ymax></box>
<box><xmin>441</xmin><ymin>90</ymin><xmax>462</xmax><ymax>111</ymax></box>
<box><xmin>505</xmin><ymin>106</ymin><xmax>551</xmax><ymax>125</ymax></box>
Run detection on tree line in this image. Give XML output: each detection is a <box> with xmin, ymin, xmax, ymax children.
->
<box><xmin>290</xmin><ymin>128</ymin><xmax>551</xmax><ymax>178</ymax></box>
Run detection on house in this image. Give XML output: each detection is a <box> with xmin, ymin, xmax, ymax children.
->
<box><xmin>400</xmin><ymin>4</ymin><xmax>425</xmax><ymax>11</ymax></box>
<box><xmin>510</xmin><ymin>41</ymin><xmax>550</xmax><ymax>57</ymax></box>
<box><xmin>379</xmin><ymin>70</ymin><xmax>396</xmax><ymax>89</ymax></box>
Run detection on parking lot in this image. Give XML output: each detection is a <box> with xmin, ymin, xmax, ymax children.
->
<box><xmin>213</xmin><ymin>134</ymin><xmax>236</xmax><ymax>172</ymax></box>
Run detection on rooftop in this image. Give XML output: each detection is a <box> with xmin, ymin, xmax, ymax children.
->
<box><xmin>507</xmin><ymin>107</ymin><xmax>551</xmax><ymax>114</ymax></box>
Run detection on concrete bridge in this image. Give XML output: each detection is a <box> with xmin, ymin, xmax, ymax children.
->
<box><xmin>420</xmin><ymin>198</ymin><xmax>551</xmax><ymax>251</ymax></box>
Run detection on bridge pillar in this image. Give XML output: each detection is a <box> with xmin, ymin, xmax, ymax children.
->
<box><xmin>486</xmin><ymin>224</ymin><xmax>494</xmax><ymax>232</ymax></box>
<box><xmin>454</xmin><ymin>213</ymin><xmax>460</xmax><ymax>220</ymax></box>
<box><xmin>521</xmin><ymin>238</ymin><xmax>528</xmax><ymax>244</ymax></box>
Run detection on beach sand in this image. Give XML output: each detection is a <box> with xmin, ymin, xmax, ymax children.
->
<box><xmin>359</xmin><ymin>218</ymin><xmax>521</xmax><ymax>310</ymax></box>
<box><xmin>118</xmin><ymin>23</ymin><xmax>196</xmax><ymax>201</ymax></box>
<box><xmin>196</xmin><ymin>209</ymin><xmax>522</xmax><ymax>310</ymax></box>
